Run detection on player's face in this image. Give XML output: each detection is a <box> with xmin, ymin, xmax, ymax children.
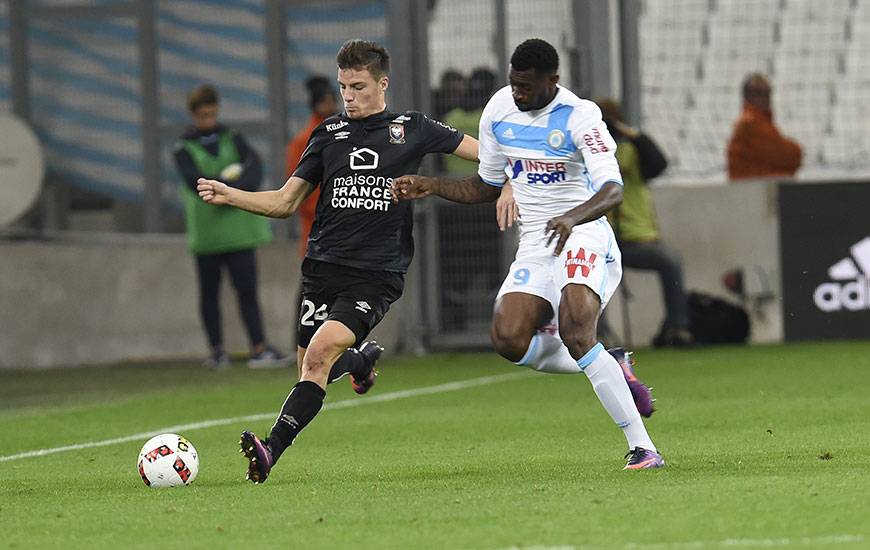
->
<box><xmin>338</xmin><ymin>67</ymin><xmax>388</xmax><ymax>119</ymax></box>
<box><xmin>191</xmin><ymin>104</ymin><xmax>219</xmax><ymax>132</ymax></box>
<box><xmin>509</xmin><ymin>67</ymin><xmax>559</xmax><ymax>112</ymax></box>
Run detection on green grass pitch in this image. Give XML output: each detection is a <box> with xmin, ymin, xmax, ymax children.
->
<box><xmin>2</xmin><ymin>342</ymin><xmax>869</xmax><ymax>549</ymax></box>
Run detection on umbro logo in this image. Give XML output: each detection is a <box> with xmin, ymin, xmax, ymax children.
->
<box><xmin>355</xmin><ymin>301</ymin><xmax>371</xmax><ymax>313</ymax></box>
<box><xmin>814</xmin><ymin>236</ymin><xmax>870</xmax><ymax>312</ymax></box>
<box><xmin>392</xmin><ymin>115</ymin><xmax>411</xmax><ymax>123</ymax></box>
<box><xmin>334</xmin><ymin>131</ymin><xmax>350</xmax><ymax>140</ymax></box>
<box><xmin>502</xmin><ymin>127</ymin><xmax>515</xmax><ymax>139</ymax></box>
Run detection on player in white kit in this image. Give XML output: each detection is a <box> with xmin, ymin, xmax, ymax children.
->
<box><xmin>392</xmin><ymin>39</ymin><xmax>663</xmax><ymax>470</ymax></box>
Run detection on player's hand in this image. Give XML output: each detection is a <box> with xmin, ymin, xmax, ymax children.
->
<box><xmin>545</xmin><ymin>213</ymin><xmax>578</xmax><ymax>256</ymax></box>
<box><xmin>496</xmin><ymin>183</ymin><xmax>519</xmax><ymax>231</ymax></box>
<box><xmin>197</xmin><ymin>178</ymin><xmax>231</xmax><ymax>206</ymax></box>
<box><xmin>391</xmin><ymin>175</ymin><xmax>435</xmax><ymax>203</ymax></box>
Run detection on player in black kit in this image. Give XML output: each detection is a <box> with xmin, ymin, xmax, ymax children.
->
<box><xmin>197</xmin><ymin>39</ymin><xmax>478</xmax><ymax>483</ymax></box>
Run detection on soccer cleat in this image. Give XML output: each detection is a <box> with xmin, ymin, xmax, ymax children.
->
<box><xmin>239</xmin><ymin>431</ymin><xmax>273</xmax><ymax>484</ymax></box>
<box><xmin>609</xmin><ymin>347</ymin><xmax>655</xmax><ymax>418</ymax></box>
<box><xmin>350</xmin><ymin>341</ymin><xmax>384</xmax><ymax>395</ymax></box>
<box><xmin>203</xmin><ymin>350</ymin><xmax>230</xmax><ymax>370</ymax></box>
<box><xmin>623</xmin><ymin>447</ymin><xmax>665</xmax><ymax>470</ymax></box>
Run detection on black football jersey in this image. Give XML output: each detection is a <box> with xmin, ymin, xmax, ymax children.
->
<box><xmin>293</xmin><ymin>109</ymin><xmax>463</xmax><ymax>272</ymax></box>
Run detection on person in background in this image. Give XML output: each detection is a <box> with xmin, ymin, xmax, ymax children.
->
<box><xmin>173</xmin><ymin>84</ymin><xmax>289</xmax><ymax>369</ymax></box>
<box><xmin>595</xmin><ymin>97</ymin><xmax>693</xmax><ymax>347</ymax></box>
<box><xmin>727</xmin><ymin>73</ymin><xmax>802</xmax><ymax>181</ymax></box>
<box><xmin>443</xmin><ymin>68</ymin><xmax>497</xmax><ymax>176</ymax></box>
<box><xmin>286</xmin><ymin>75</ymin><xmax>339</xmax><ymax>369</ymax></box>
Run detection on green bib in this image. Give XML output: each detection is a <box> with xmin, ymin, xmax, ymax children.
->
<box><xmin>608</xmin><ymin>141</ymin><xmax>660</xmax><ymax>243</ymax></box>
<box><xmin>180</xmin><ymin>131</ymin><xmax>272</xmax><ymax>255</ymax></box>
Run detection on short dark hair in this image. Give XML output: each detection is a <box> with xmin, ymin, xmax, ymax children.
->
<box><xmin>510</xmin><ymin>38</ymin><xmax>559</xmax><ymax>75</ymax></box>
<box><xmin>305</xmin><ymin>75</ymin><xmax>334</xmax><ymax>110</ymax></box>
<box><xmin>742</xmin><ymin>72</ymin><xmax>770</xmax><ymax>99</ymax></box>
<box><xmin>336</xmin><ymin>39</ymin><xmax>390</xmax><ymax>79</ymax></box>
<box><xmin>187</xmin><ymin>84</ymin><xmax>219</xmax><ymax>113</ymax></box>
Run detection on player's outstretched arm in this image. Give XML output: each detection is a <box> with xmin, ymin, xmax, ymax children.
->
<box><xmin>545</xmin><ymin>181</ymin><xmax>623</xmax><ymax>255</ymax></box>
<box><xmin>391</xmin><ymin>174</ymin><xmax>502</xmax><ymax>204</ymax></box>
<box><xmin>197</xmin><ymin>176</ymin><xmax>314</xmax><ymax>218</ymax></box>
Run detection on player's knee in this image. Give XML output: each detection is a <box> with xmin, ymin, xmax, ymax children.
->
<box><xmin>490</xmin><ymin>323</ymin><xmax>531</xmax><ymax>362</ymax></box>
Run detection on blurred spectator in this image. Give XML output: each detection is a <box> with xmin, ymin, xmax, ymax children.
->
<box><xmin>285</xmin><ymin>75</ymin><xmax>339</xmax><ymax>357</ymax></box>
<box><xmin>443</xmin><ymin>68</ymin><xmax>496</xmax><ymax>176</ymax></box>
<box><xmin>727</xmin><ymin>73</ymin><xmax>802</xmax><ymax>181</ymax></box>
<box><xmin>433</xmin><ymin>69</ymin><xmax>467</xmax><ymax>119</ymax></box>
<box><xmin>596</xmin><ymin>97</ymin><xmax>694</xmax><ymax>347</ymax></box>
<box><xmin>173</xmin><ymin>84</ymin><xmax>288</xmax><ymax>369</ymax></box>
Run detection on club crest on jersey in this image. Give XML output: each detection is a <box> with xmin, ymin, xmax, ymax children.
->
<box><xmin>389</xmin><ymin>123</ymin><xmax>405</xmax><ymax>144</ymax></box>
<box><xmin>547</xmin><ymin>129</ymin><xmax>565</xmax><ymax>149</ymax></box>
<box><xmin>565</xmin><ymin>248</ymin><xmax>598</xmax><ymax>278</ymax></box>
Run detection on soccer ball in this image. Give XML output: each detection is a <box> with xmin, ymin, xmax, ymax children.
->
<box><xmin>137</xmin><ymin>433</ymin><xmax>199</xmax><ymax>488</ymax></box>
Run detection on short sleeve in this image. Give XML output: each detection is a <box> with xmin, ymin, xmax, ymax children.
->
<box><xmin>477</xmin><ymin>105</ymin><xmax>507</xmax><ymax>188</ymax></box>
<box><xmin>292</xmin><ymin>126</ymin><xmax>327</xmax><ymax>187</ymax></box>
<box><xmin>418</xmin><ymin>114</ymin><xmax>464</xmax><ymax>154</ymax></box>
<box><xmin>571</xmin><ymin>103</ymin><xmax>623</xmax><ymax>192</ymax></box>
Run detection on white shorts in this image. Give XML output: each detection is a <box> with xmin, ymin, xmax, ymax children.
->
<box><xmin>496</xmin><ymin>218</ymin><xmax>622</xmax><ymax>317</ymax></box>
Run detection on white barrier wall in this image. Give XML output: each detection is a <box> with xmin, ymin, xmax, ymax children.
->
<box><xmin>605</xmin><ymin>180</ymin><xmax>782</xmax><ymax>347</ymax></box>
<box><xmin>0</xmin><ymin>236</ymin><xmax>411</xmax><ymax>369</ymax></box>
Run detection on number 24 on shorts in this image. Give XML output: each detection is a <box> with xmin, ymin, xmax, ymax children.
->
<box><xmin>301</xmin><ymin>299</ymin><xmax>328</xmax><ymax>326</ymax></box>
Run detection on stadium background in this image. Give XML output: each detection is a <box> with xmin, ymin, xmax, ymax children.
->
<box><xmin>1</xmin><ymin>0</ymin><xmax>869</xmax><ymax>368</ymax></box>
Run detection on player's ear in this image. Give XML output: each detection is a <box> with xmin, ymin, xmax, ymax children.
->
<box><xmin>380</xmin><ymin>75</ymin><xmax>389</xmax><ymax>92</ymax></box>
<box><xmin>550</xmin><ymin>74</ymin><xmax>560</xmax><ymax>86</ymax></box>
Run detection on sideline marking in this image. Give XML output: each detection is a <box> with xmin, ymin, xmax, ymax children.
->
<box><xmin>0</xmin><ymin>371</ymin><xmax>530</xmax><ymax>463</ymax></box>
<box><xmin>495</xmin><ymin>534</ymin><xmax>865</xmax><ymax>549</ymax></box>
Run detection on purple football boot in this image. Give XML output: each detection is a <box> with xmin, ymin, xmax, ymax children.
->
<box><xmin>608</xmin><ymin>347</ymin><xmax>655</xmax><ymax>418</ymax></box>
<box><xmin>239</xmin><ymin>431</ymin><xmax>273</xmax><ymax>484</ymax></box>
<box><xmin>350</xmin><ymin>341</ymin><xmax>384</xmax><ymax>395</ymax></box>
<box><xmin>624</xmin><ymin>447</ymin><xmax>666</xmax><ymax>470</ymax></box>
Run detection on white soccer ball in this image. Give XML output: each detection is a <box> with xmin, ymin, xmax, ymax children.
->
<box><xmin>137</xmin><ymin>433</ymin><xmax>199</xmax><ymax>488</ymax></box>
<box><xmin>219</xmin><ymin>162</ymin><xmax>243</xmax><ymax>182</ymax></box>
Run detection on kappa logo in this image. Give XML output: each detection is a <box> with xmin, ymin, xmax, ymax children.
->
<box><xmin>565</xmin><ymin>248</ymin><xmax>598</xmax><ymax>278</ymax></box>
<box><xmin>355</xmin><ymin>301</ymin><xmax>371</xmax><ymax>313</ymax></box>
<box><xmin>326</xmin><ymin>120</ymin><xmax>349</xmax><ymax>132</ymax></box>
<box><xmin>349</xmin><ymin>147</ymin><xmax>379</xmax><ymax>170</ymax></box>
<box><xmin>334</xmin><ymin>131</ymin><xmax>350</xmax><ymax>140</ymax></box>
<box><xmin>813</xmin><ymin>236</ymin><xmax>870</xmax><ymax>312</ymax></box>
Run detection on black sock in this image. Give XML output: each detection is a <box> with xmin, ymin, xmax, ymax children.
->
<box><xmin>267</xmin><ymin>381</ymin><xmax>326</xmax><ymax>462</ymax></box>
<box><xmin>327</xmin><ymin>347</ymin><xmax>367</xmax><ymax>383</ymax></box>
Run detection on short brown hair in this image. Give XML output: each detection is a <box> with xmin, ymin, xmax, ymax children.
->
<box><xmin>336</xmin><ymin>39</ymin><xmax>390</xmax><ymax>79</ymax></box>
<box><xmin>188</xmin><ymin>84</ymin><xmax>219</xmax><ymax>113</ymax></box>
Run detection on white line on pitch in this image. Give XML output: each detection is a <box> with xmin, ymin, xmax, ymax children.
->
<box><xmin>494</xmin><ymin>533</ymin><xmax>865</xmax><ymax>549</ymax></box>
<box><xmin>0</xmin><ymin>371</ymin><xmax>530</xmax><ymax>464</ymax></box>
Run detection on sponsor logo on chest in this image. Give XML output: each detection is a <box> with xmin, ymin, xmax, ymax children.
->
<box><xmin>509</xmin><ymin>158</ymin><xmax>567</xmax><ymax>184</ymax></box>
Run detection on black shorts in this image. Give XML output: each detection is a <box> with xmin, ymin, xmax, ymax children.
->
<box><xmin>297</xmin><ymin>258</ymin><xmax>405</xmax><ymax>348</ymax></box>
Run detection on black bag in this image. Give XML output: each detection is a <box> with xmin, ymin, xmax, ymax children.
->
<box><xmin>688</xmin><ymin>291</ymin><xmax>750</xmax><ymax>344</ymax></box>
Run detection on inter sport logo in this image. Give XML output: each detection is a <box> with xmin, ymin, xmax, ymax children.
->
<box><xmin>510</xmin><ymin>158</ymin><xmax>567</xmax><ymax>184</ymax></box>
<box><xmin>813</xmin><ymin>236</ymin><xmax>870</xmax><ymax>312</ymax></box>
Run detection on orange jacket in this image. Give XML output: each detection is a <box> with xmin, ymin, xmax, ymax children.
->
<box><xmin>286</xmin><ymin>114</ymin><xmax>325</xmax><ymax>258</ymax></box>
<box><xmin>727</xmin><ymin>103</ymin><xmax>802</xmax><ymax>181</ymax></box>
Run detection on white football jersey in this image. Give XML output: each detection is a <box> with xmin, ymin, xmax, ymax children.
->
<box><xmin>478</xmin><ymin>85</ymin><xmax>623</xmax><ymax>234</ymax></box>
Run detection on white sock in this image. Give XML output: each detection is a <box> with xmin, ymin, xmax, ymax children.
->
<box><xmin>577</xmin><ymin>343</ymin><xmax>656</xmax><ymax>451</ymax></box>
<box><xmin>515</xmin><ymin>332</ymin><xmax>582</xmax><ymax>374</ymax></box>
